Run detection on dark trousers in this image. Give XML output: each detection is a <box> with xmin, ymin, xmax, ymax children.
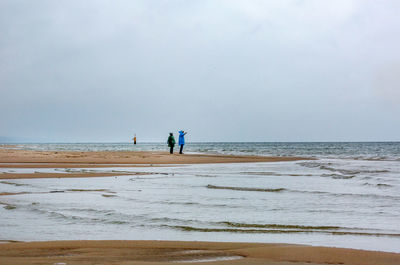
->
<box><xmin>179</xmin><ymin>144</ymin><xmax>184</xmax><ymax>154</ymax></box>
<box><xmin>170</xmin><ymin>145</ymin><xmax>174</xmax><ymax>154</ymax></box>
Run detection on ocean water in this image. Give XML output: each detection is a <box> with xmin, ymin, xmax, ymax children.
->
<box><xmin>8</xmin><ymin>142</ymin><xmax>400</xmax><ymax>160</ymax></box>
<box><xmin>0</xmin><ymin>142</ymin><xmax>400</xmax><ymax>253</ymax></box>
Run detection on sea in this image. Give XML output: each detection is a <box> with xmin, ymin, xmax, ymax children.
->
<box><xmin>1</xmin><ymin>142</ymin><xmax>399</xmax><ymax>253</ymax></box>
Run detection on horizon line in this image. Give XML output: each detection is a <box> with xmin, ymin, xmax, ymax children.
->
<box><xmin>1</xmin><ymin>141</ymin><xmax>400</xmax><ymax>144</ymax></box>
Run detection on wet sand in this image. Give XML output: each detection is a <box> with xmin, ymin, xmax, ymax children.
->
<box><xmin>0</xmin><ymin>148</ymin><xmax>309</xmax><ymax>165</ymax></box>
<box><xmin>0</xmin><ymin>172</ymin><xmax>146</xmax><ymax>179</ymax></box>
<box><xmin>0</xmin><ymin>240</ymin><xmax>399</xmax><ymax>265</ymax></box>
<box><xmin>0</xmin><ymin>148</ymin><xmax>311</xmax><ymax>179</ymax></box>
<box><xmin>0</xmin><ymin>148</ymin><xmax>311</xmax><ymax>180</ymax></box>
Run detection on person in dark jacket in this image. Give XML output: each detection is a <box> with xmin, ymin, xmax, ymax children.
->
<box><xmin>167</xmin><ymin>133</ymin><xmax>176</xmax><ymax>154</ymax></box>
<box><xmin>178</xmin><ymin>130</ymin><xmax>187</xmax><ymax>154</ymax></box>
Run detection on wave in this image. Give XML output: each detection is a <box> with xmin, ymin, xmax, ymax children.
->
<box><xmin>158</xmin><ymin>200</ymin><xmax>234</xmax><ymax>208</ymax></box>
<box><xmin>195</xmin><ymin>174</ymin><xmax>217</xmax><ymax>178</ymax></box>
<box><xmin>3</xmin><ymin>204</ymin><xmax>17</xmax><ymax>210</ymax></box>
<box><xmin>321</xmin><ymin>173</ymin><xmax>355</xmax><ymax>179</ymax></box>
<box><xmin>243</xmin><ymin>172</ymin><xmax>314</xmax><ymax>177</ymax></box>
<box><xmin>117</xmin><ymin>194</ymin><xmax>240</xmax><ymax>209</ymax></box>
<box><xmin>66</xmin><ymin>189</ymin><xmax>115</xmax><ymax>193</ymax></box>
<box><xmin>26</xmin><ymin>206</ymin><xmax>131</xmax><ymax>225</ymax></box>
<box><xmin>62</xmin><ymin>207</ymin><xmax>116</xmax><ymax>215</ymax></box>
<box><xmin>220</xmin><ymin>222</ymin><xmax>343</xmax><ymax>230</ymax></box>
<box><xmin>365</xmin><ymin>157</ymin><xmax>400</xmax><ymax>162</ymax></box>
<box><xmin>376</xmin><ymin>183</ymin><xmax>393</xmax><ymax>188</ymax></box>
<box><xmin>206</xmin><ymin>184</ymin><xmax>400</xmax><ymax>200</ymax></box>
<box><xmin>167</xmin><ymin>225</ymin><xmax>400</xmax><ymax>237</ymax></box>
<box><xmin>0</xmin><ymin>181</ymin><xmax>32</xmax><ymax>187</ymax></box>
<box><xmin>319</xmin><ymin>166</ymin><xmax>361</xmax><ymax>175</ymax></box>
<box><xmin>295</xmin><ymin>190</ymin><xmax>400</xmax><ymax>200</ymax></box>
<box><xmin>102</xmin><ymin>194</ymin><xmax>117</xmax><ymax>198</ymax></box>
<box><xmin>298</xmin><ymin>162</ymin><xmax>390</xmax><ymax>175</ymax></box>
<box><xmin>363</xmin><ymin>183</ymin><xmax>393</xmax><ymax>188</ymax></box>
<box><xmin>206</xmin><ymin>185</ymin><xmax>285</xmax><ymax>193</ymax></box>
<box><xmin>48</xmin><ymin>189</ymin><xmax>116</xmax><ymax>195</ymax></box>
<box><xmin>147</xmin><ymin>217</ymin><xmax>213</xmax><ymax>227</ymax></box>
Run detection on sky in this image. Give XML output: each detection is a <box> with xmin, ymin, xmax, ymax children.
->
<box><xmin>1</xmin><ymin>0</ymin><xmax>400</xmax><ymax>142</ymax></box>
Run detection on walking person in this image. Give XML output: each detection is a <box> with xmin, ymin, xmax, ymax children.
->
<box><xmin>178</xmin><ymin>130</ymin><xmax>187</xmax><ymax>154</ymax></box>
<box><xmin>167</xmin><ymin>133</ymin><xmax>175</xmax><ymax>154</ymax></box>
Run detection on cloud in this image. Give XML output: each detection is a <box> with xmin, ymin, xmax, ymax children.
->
<box><xmin>373</xmin><ymin>62</ymin><xmax>400</xmax><ymax>105</ymax></box>
<box><xmin>0</xmin><ymin>0</ymin><xmax>400</xmax><ymax>141</ymax></box>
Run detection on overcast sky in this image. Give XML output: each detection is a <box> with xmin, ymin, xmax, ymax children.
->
<box><xmin>1</xmin><ymin>0</ymin><xmax>400</xmax><ymax>142</ymax></box>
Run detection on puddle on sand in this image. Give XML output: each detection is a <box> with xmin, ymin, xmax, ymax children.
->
<box><xmin>174</xmin><ymin>255</ymin><xmax>243</xmax><ymax>263</ymax></box>
<box><xmin>170</xmin><ymin>250</ymin><xmax>244</xmax><ymax>263</ymax></box>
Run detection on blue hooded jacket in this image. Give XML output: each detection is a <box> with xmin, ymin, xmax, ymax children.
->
<box><xmin>178</xmin><ymin>131</ymin><xmax>186</xmax><ymax>145</ymax></box>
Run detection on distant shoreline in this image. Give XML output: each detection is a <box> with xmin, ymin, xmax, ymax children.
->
<box><xmin>2</xmin><ymin>141</ymin><xmax>400</xmax><ymax>144</ymax></box>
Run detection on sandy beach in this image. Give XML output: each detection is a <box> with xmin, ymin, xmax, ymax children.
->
<box><xmin>0</xmin><ymin>148</ymin><xmax>309</xmax><ymax>165</ymax></box>
<box><xmin>1</xmin><ymin>240</ymin><xmax>399</xmax><ymax>265</ymax></box>
<box><xmin>0</xmin><ymin>148</ymin><xmax>310</xmax><ymax>180</ymax></box>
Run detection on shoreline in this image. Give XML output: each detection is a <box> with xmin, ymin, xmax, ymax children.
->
<box><xmin>0</xmin><ymin>171</ymin><xmax>148</xmax><ymax>180</ymax></box>
<box><xmin>0</xmin><ymin>240</ymin><xmax>399</xmax><ymax>264</ymax></box>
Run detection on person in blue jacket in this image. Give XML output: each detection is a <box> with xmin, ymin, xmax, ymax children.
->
<box><xmin>178</xmin><ymin>130</ymin><xmax>187</xmax><ymax>154</ymax></box>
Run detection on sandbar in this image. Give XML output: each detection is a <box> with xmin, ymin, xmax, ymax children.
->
<box><xmin>0</xmin><ymin>172</ymin><xmax>147</xmax><ymax>180</ymax></box>
<box><xmin>0</xmin><ymin>149</ymin><xmax>311</xmax><ymax>179</ymax></box>
<box><xmin>0</xmin><ymin>148</ymin><xmax>310</xmax><ymax>168</ymax></box>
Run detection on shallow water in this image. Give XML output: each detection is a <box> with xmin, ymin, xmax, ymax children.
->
<box><xmin>1</xmin><ymin>158</ymin><xmax>399</xmax><ymax>253</ymax></box>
